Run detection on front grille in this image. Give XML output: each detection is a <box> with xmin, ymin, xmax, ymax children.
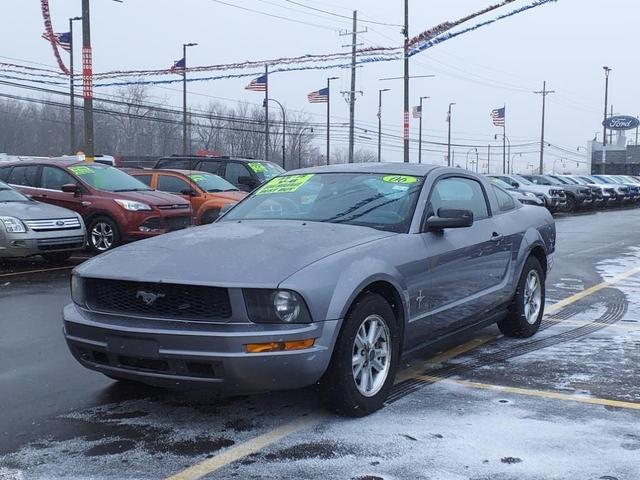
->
<box><xmin>25</xmin><ymin>217</ymin><xmax>81</xmax><ymax>231</ymax></box>
<box><xmin>84</xmin><ymin>278</ymin><xmax>232</xmax><ymax>321</ymax></box>
<box><xmin>165</xmin><ymin>216</ymin><xmax>191</xmax><ymax>232</ymax></box>
<box><xmin>37</xmin><ymin>235</ymin><xmax>84</xmax><ymax>250</ymax></box>
<box><xmin>157</xmin><ymin>204</ymin><xmax>190</xmax><ymax>210</ymax></box>
<box><xmin>549</xmin><ymin>189</ymin><xmax>566</xmax><ymax>197</ymax></box>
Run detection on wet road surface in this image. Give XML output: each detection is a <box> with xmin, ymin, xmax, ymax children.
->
<box><xmin>1</xmin><ymin>209</ymin><xmax>639</xmax><ymax>479</ymax></box>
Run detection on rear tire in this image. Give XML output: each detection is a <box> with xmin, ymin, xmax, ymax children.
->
<box><xmin>320</xmin><ymin>293</ymin><xmax>400</xmax><ymax>417</ymax></box>
<box><xmin>498</xmin><ymin>256</ymin><xmax>545</xmax><ymax>338</ymax></box>
<box><xmin>88</xmin><ymin>216</ymin><xmax>121</xmax><ymax>253</ymax></box>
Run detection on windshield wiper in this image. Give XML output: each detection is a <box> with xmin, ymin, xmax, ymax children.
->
<box><xmin>113</xmin><ymin>188</ymin><xmax>152</xmax><ymax>192</ymax></box>
<box><xmin>223</xmin><ymin>188</ymin><xmax>240</xmax><ymax>192</ymax></box>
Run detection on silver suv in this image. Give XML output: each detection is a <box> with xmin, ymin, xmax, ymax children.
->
<box><xmin>0</xmin><ymin>181</ymin><xmax>86</xmax><ymax>263</ymax></box>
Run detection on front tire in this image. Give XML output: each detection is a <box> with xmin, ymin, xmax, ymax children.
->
<box><xmin>320</xmin><ymin>293</ymin><xmax>400</xmax><ymax>417</ymax></box>
<box><xmin>88</xmin><ymin>216</ymin><xmax>121</xmax><ymax>253</ymax></box>
<box><xmin>498</xmin><ymin>256</ymin><xmax>545</xmax><ymax>338</ymax></box>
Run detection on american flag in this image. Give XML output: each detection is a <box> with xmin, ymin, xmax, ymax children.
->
<box><xmin>170</xmin><ymin>57</ymin><xmax>185</xmax><ymax>73</ymax></box>
<box><xmin>245</xmin><ymin>75</ymin><xmax>268</xmax><ymax>92</ymax></box>
<box><xmin>307</xmin><ymin>87</ymin><xmax>329</xmax><ymax>103</ymax></box>
<box><xmin>42</xmin><ymin>31</ymin><xmax>72</xmax><ymax>53</ymax></box>
<box><xmin>412</xmin><ymin>105</ymin><xmax>422</xmax><ymax>119</ymax></box>
<box><xmin>491</xmin><ymin>107</ymin><xmax>506</xmax><ymax>127</ymax></box>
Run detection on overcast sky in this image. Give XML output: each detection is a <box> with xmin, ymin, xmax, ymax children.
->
<box><xmin>3</xmin><ymin>0</ymin><xmax>638</xmax><ymax>172</ymax></box>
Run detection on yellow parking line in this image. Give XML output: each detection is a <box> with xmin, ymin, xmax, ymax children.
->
<box><xmin>418</xmin><ymin>375</ymin><xmax>640</xmax><ymax>411</ymax></box>
<box><xmin>0</xmin><ymin>265</ymin><xmax>73</xmax><ymax>277</ymax></box>
<box><xmin>166</xmin><ymin>414</ymin><xmax>325</xmax><ymax>480</ymax></box>
<box><xmin>166</xmin><ymin>264</ymin><xmax>640</xmax><ymax>480</ymax></box>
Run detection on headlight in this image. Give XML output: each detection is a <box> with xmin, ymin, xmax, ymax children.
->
<box><xmin>0</xmin><ymin>216</ymin><xmax>26</xmax><ymax>233</ymax></box>
<box><xmin>244</xmin><ymin>289</ymin><xmax>312</xmax><ymax>324</ymax></box>
<box><xmin>523</xmin><ymin>192</ymin><xmax>536</xmax><ymax>198</ymax></box>
<box><xmin>114</xmin><ymin>199</ymin><xmax>152</xmax><ymax>211</ymax></box>
<box><xmin>70</xmin><ymin>274</ymin><xmax>85</xmax><ymax>306</ymax></box>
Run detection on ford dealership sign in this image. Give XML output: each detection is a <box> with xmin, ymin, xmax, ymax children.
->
<box><xmin>603</xmin><ymin>115</ymin><xmax>640</xmax><ymax>131</ymax></box>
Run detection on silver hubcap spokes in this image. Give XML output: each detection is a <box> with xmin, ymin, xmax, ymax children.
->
<box><xmin>352</xmin><ymin>314</ymin><xmax>391</xmax><ymax>397</ymax></box>
<box><xmin>91</xmin><ymin>222</ymin><xmax>114</xmax><ymax>251</ymax></box>
<box><xmin>523</xmin><ymin>270</ymin><xmax>542</xmax><ymax>325</ymax></box>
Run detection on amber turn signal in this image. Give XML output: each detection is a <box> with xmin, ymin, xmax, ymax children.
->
<box><xmin>245</xmin><ymin>338</ymin><xmax>315</xmax><ymax>353</ymax></box>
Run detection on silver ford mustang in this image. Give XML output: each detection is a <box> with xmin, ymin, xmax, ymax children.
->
<box><xmin>64</xmin><ymin>164</ymin><xmax>555</xmax><ymax>416</ymax></box>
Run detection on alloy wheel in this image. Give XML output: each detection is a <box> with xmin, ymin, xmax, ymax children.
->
<box><xmin>91</xmin><ymin>222</ymin><xmax>114</xmax><ymax>252</ymax></box>
<box><xmin>352</xmin><ymin>314</ymin><xmax>391</xmax><ymax>397</ymax></box>
<box><xmin>523</xmin><ymin>270</ymin><xmax>542</xmax><ymax>325</ymax></box>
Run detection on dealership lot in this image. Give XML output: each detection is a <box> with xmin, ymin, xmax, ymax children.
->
<box><xmin>1</xmin><ymin>208</ymin><xmax>639</xmax><ymax>480</ymax></box>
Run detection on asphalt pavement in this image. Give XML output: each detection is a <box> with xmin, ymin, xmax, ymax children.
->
<box><xmin>1</xmin><ymin>209</ymin><xmax>639</xmax><ymax>480</ymax></box>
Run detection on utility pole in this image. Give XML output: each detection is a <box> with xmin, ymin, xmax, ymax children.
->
<box><xmin>487</xmin><ymin>144</ymin><xmax>491</xmax><ymax>174</ymax></box>
<box><xmin>326</xmin><ymin>77</ymin><xmax>339</xmax><ymax>165</ymax></box>
<box><xmin>403</xmin><ymin>0</ymin><xmax>410</xmax><ymax>163</ymax></box>
<box><xmin>609</xmin><ymin>105</ymin><xmax>614</xmax><ymax>145</ymax></box>
<box><xmin>264</xmin><ymin>64</ymin><xmax>269</xmax><ymax>162</ymax></box>
<box><xmin>377</xmin><ymin>88</ymin><xmax>390</xmax><ymax>162</ymax></box>
<box><xmin>81</xmin><ymin>0</ymin><xmax>94</xmax><ymax>161</ymax></box>
<box><xmin>418</xmin><ymin>96</ymin><xmax>430</xmax><ymax>164</ymax></box>
<box><xmin>602</xmin><ymin>66</ymin><xmax>611</xmax><ymax>174</ymax></box>
<box><xmin>182</xmin><ymin>42</ymin><xmax>198</xmax><ymax>156</ymax></box>
<box><xmin>447</xmin><ymin>103</ymin><xmax>455</xmax><ymax>167</ymax></box>
<box><xmin>534</xmin><ymin>81</ymin><xmax>554</xmax><ymax>175</ymax></box>
<box><xmin>69</xmin><ymin>16</ymin><xmax>82</xmax><ymax>153</ymax></box>
<box><xmin>340</xmin><ymin>11</ymin><xmax>365</xmax><ymax>163</ymax></box>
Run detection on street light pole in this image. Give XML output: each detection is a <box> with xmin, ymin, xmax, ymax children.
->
<box><xmin>267</xmin><ymin>99</ymin><xmax>286</xmax><ymax>169</ymax></box>
<box><xmin>182</xmin><ymin>42</ymin><xmax>197</xmax><ymax>156</ymax></box>
<box><xmin>69</xmin><ymin>16</ymin><xmax>82</xmax><ymax>153</ymax></box>
<box><xmin>602</xmin><ymin>66</ymin><xmax>612</xmax><ymax>174</ymax></box>
<box><xmin>447</xmin><ymin>103</ymin><xmax>455</xmax><ymax>167</ymax></box>
<box><xmin>377</xmin><ymin>88</ymin><xmax>390</xmax><ymax>162</ymax></box>
<box><xmin>326</xmin><ymin>76</ymin><xmax>339</xmax><ymax>165</ymax></box>
<box><xmin>495</xmin><ymin>133</ymin><xmax>511</xmax><ymax>174</ymax></box>
<box><xmin>418</xmin><ymin>96</ymin><xmax>430</xmax><ymax>164</ymax></box>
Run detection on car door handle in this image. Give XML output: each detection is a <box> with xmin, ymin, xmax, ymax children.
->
<box><xmin>490</xmin><ymin>232</ymin><xmax>504</xmax><ymax>242</ymax></box>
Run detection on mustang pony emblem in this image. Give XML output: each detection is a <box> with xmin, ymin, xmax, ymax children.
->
<box><xmin>136</xmin><ymin>291</ymin><xmax>165</xmax><ymax>306</ymax></box>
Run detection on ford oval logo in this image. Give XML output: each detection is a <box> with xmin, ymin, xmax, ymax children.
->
<box><xmin>603</xmin><ymin>115</ymin><xmax>640</xmax><ymax>131</ymax></box>
<box><xmin>55</xmin><ymin>220</ymin><xmax>64</xmax><ymax>226</ymax></box>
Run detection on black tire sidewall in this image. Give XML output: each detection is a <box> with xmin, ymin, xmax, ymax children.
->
<box><xmin>320</xmin><ymin>293</ymin><xmax>400</xmax><ymax>416</ymax></box>
<box><xmin>500</xmin><ymin>256</ymin><xmax>545</xmax><ymax>338</ymax></box>
<box><xmin>88</xmin><ymin>216</ymin><xmax>121</xmax><ymax>253</ymax></box>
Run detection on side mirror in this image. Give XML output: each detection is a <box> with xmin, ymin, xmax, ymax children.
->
<box><xmin>426</xmin><ymin>208</ymin><xmax>474</xmax><ymax>231</ymax></box>
<box><xmin>61</xmin><ymin>183</ymin><xmax>81</xmax><ymax>195</ymax></box>
<box><xmin>238</xmin><ymin>176</ymin><xmax>259</xmax><ymax>190</ymax></box>
<box><xmin>180</xmin><ymin>189</ymin><xmax>198</xmax><ymax>197</ymax></box>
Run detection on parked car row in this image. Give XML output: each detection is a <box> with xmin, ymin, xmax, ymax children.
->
<box><xmin>489</xmin><ymin>173</ymin><xmax>640</xmax><ymax>213</ymax></box>
<box><xmin>0</xmin><ymin>155</ymin><xmax>283</xmax><ymax>259</ymax></box>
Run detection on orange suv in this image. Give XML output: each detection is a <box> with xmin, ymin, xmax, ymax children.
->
<box><xmin>130</xmin><ymin>170</ymin><xmax>247</xmax><ymax>224</ymax></box>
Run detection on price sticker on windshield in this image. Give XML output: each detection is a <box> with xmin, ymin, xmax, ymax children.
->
<box><xmin>382</xmin><ymin>175</ymin><xmax>419</xmax><ymax>184</ymax></box>
<box><xmin>256</xmin><ymin>174</ymin><xmax>314</xmax><ymax>195</ymax></box>
<box><xmin>69</xmin><ymin>166</ymin><xmax>94</xmax><ymax>176</ymax></box>
<box><xmin>189</xmin><ymin>174</ymin><xmax>206</xmax><ymax>182</ymax></box>
<box><xmin>248</xmin><ymin>162</ymin><xmax>268</xmax><ymax>173</ymax></box>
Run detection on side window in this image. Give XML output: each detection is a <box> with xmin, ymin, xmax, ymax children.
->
<box><xmin>134</xmin><ymin>174</ymin><xmax>153</xmax><ymax>187</ymax></box>
<box><xmin>7</xmin><ymin>165</ymin><xmax>38</xmax><ymax>187</ymax></box>
<box><xmin>493</xmin><ymin>185</ymin><xmax>516</xmax><ymax>212</ymax></box>
<box><xmin>42</xmin><ymin>166</ymin><xmax>78</xmax><ymax>191</ymax></box>
<box><xmin>197</xmin><ymin>160</ymin><xmax>223</xmax><ymax>175</ymax></box>
<box><xmin>0</xmin><ymin>167</ymin><xmax>10</xmax><ymax>182</ymax></box>
<box><xmin>429</xmin><ymin>177</ymin><xmax>489</xmax><ymax>221</ymax></box>
<box><xmin>157</xmin><ymin>175</ymin><xmax>191</xmax><ymax>194</ymax></box>
<box><xmin>224</xmin><ymin>162</ymin><xmax>252</xmax><ymax>185</ymax></box>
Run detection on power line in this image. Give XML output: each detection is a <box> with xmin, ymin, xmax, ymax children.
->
<box><xmin>282</xmin><ymin>0</ymin><xmax>402</xmax><ymax>27</ymax></box>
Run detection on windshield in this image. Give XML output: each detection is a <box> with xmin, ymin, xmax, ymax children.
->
<box><xmin>511</xmin><ymin>175</ymin><xmax>534</xmax><ymax>186</ymax></box>
<box><xmin>247</xmin><ymin>162</ymin><xmax>285</xmax><ymax>182</ymax></box>
<box><xmin>69</xmin><ymin>164</ymin><xmax>152</xmax><ymax>192</ymax></box>
<box><xmin>223</xmin><ymin>173</ymin><xmax>424</xmax><ymax>233</ymax></box>
<box><xmin>553</xmin><ymin>176</ymin><xmax>577</xmax><ymax>185</ymax></box>
<box><xmin>583</xmin><ymin>176</ymin><xmax>606</xmax><ymax>185</ymax></box>
<box><xmin>490</xmin><ymin>178</ymin><xmax>514</xmax><ymax>190</ymax></box>
<box><xmin>188</xmin><ymin>172</ymin><xmax>238</xmax><ymax>192</ymax></box>
<box><xmin>0</xmin><ymin>181</ymin><xmax>29</xmax><ymax>202</ymax></box>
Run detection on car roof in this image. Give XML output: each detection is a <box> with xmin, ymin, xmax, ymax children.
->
<box><xmin>289</xmin><ymin>162</ymin><xmax>441</xmax><ymax>176</ymax></box>
<box><xmin>158</xmin><ymin>156</ymin><xmax>271</xmax><ymax>164</ymax></box>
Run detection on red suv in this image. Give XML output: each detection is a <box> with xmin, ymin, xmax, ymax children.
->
<box><xmin>0</xmin><ymin>159</ymin><xmax>191</xmax><ymax>252</ymax></box>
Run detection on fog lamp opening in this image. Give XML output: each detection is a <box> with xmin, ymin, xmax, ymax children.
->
<box><xmin>245</xmin><ymin>338</ymin><xmax>315</xmax><ymax>354</ymax></box>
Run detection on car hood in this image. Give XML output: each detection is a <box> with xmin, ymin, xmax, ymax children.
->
<box><xmin>75</xmin><ymin>220</ymin><xmax>396</xmax><ymax>287</ymax></box>
<box><xmin>517</xmin><ymin>184</ymin><xmax>560</xmax><ymax>195</ymax></box>
<box><xmin>108</xmin><ymin>189</ymin><xmax>191</xmax><ymax>206</ymax></box>
<box><xmin>0</xmin><ymin>200</ymin><xmax>79</xmax><ymax>220</ymax></box>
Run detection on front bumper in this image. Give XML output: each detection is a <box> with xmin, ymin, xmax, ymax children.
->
<box><xmin>63</xmin><ymin>304</ymin><xmax>340</xmax><ymax>392</ymax></box>
<box><xmin>0</xmin><ymin>231</ymin><xmax>85</xmax><ymax>258</ymax></box>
